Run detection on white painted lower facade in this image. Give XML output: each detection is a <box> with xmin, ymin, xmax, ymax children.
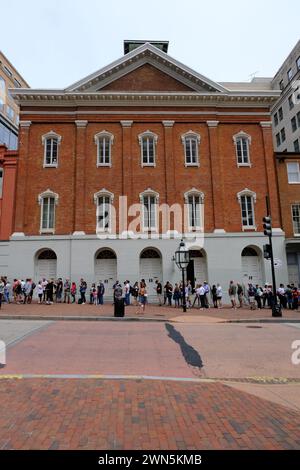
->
<box><xmin>0</xmin><ymin>231</ymin><xmax>289</xmax><ymax>302</ymax></box>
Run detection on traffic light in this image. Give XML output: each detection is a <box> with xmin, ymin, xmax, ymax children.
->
<box><xmin>263</xmin><ymin>244</ymin><xmax>272</xmax><ymax>259</ymax></box>
<box><xmin>263</xmin><ymin>216</ymin><xmax>272</xmax><ymax>236</ymax></box>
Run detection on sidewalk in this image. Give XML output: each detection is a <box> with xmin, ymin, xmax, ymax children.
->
<box><xmin>0</xmin><ymin>301</ymin><xmax>300</xmax><ymax>322</ymax></box>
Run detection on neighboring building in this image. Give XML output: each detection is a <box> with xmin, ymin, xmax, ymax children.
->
<box><xmin>271</xmin><ymin>40</ymin><xmax>300</xmax><ymax>153</ymax></box>
<box><xmin>0</xmin><ymin>50</ymin><xmax>29</xmax><ymax>150</ymax></box>
<box><xmin>0</xmin><ymin>145</ymin><xmax>17</xmax><ymax>274</ymax></box>
<box><xmin>8</xmin><ymin>41</ymin><xmax>288</xmax><ymax>299</ymax></box>
<box><xmin>276</xmin><ymin>151</ymin><xmax>300</xmax><ymax>285</ymax></box>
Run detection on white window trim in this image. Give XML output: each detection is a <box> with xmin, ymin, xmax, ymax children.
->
<box><xmin>41</xmin><ymin>131</ymin><xmax>62</xmax><ymax>168</ymax></box>
<box><xmin>184</xmin><ymin>188</ymin><xmax>204</xmax><ymax>231</ymax></box>
<box><xmin>181</xmin><ymin>131</ymin><xmax>200</xmax><ymax>167</ymax></box>
<box><xmin>94</xmin><ymin>130</ymin><xmax>114</xmax><ymax>167</ymax></box>
<box><xmin>93</xmin><ymin>188</ymin><xmax>114</xmax><ymax>233</ymax></box>
<box><xmin>38</xmin><ymin>189</ymin><xmax>59</xmax><ymax>234</ymax></box>
<box><xmin>233</xmin><ymin>131</ymin><xmax>252</xmax><ymax>168</ymax></box>
<box><xmin>287</xmin><ymin>162</ymin><xmax>300</xmax><ymax>184</ymax></box>
<box><xmin>139</xmin><ymin>188</ymin><xmax>159</xmax><ymax>231</ymax></box>
<box><xmin>237</xmin><ymin>188</ymin><xmax>257</xmax><ymax>231</ymax></box>
<box><xmin>291</xmin><ymin>204</ymin><xmax>300</xmax><ymax>237</ymax></box>
<box><xmin>138</xmin><ymin>131</ymin><xmax>158</xmax><ymax>167</ymax></box>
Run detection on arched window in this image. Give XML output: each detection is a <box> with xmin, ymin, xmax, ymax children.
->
<box><xmin>94</xmin><ymin>189</ymin><xmax>114</xmax><ymax>232</ymax></box>
<box><xmin>94</xmin><ymin>130</ymin><xmax>114</xmax><ymax>167</ymax></box>
<box><xmin>138</xmin><ymin>131</ymin><xmax>158</xmax><ymax>167</ymax></box>
<box><xmin>184</xmin><ymin>189</ymin><xmax>205</xmax><ymax>230</ymax></box>
<box><xmin>233</xmin><ymin>131</ymin><xmax>251</xmax><ymax>166</ymax></box>
<box><xmin>237</xmin><ymin>189</ymin><xmax>256</xmax><ymax>229</ymax></box>
<box><xmin>42</xmin><ymin>131</ymin><xmax>62</xmax><ymax>167</ymax></box>
<box><xmin>139</xmin><ymin>188</ymin><xmax>159</xmax><ymax>231</ymax></box>
<box><xmin>181</xmin><ymin>131</ymin><xmax>200</xmax><ymax>166</ymax></box>
<box><xmin>38</xmin><ymin>189</ymin><xmax>59</xmax><ymax>233</ymax></box>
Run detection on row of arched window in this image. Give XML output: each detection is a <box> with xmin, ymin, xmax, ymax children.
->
<box><xmin>41</xmin><ymin>130</ymin><xmax>252</xmax><ymax>168</ymax></box>
<box><xmin>38</xmin><ymin>187</ymin><xmax>257</xmax><ymax>234</ymax></box>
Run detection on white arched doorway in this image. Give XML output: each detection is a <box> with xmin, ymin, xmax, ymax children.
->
<box><xmin>95</xmin><ymin>249</ymin><xmax>117</xmax><ymax>298</ymax></box>
<box><xmin>187</xmin><ymin>249</ymin><xmax>208</xmax><ymax>287</ymax></box>
<box><xmin>35</xmin><ymin>249</ymin><xmax>57</xmax><ymax>281</ymax></box>
<box><xmin>241</xmin><ymin>246</ymin><xmax>263</xmax><ymax>286</ymax></box>
<box><xmin>139</xmin><ymin>248</ymin><xmax>162</xmax><ymax>298</ymax></box>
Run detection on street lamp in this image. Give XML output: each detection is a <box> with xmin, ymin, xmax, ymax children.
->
<box><xmin>174</xmin><ymin>239</ymin><xmax>190</xmax><ymax>312</ymax></box>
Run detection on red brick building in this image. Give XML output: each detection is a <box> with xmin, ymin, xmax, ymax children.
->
<box><xmin>8</xmin><ymin>41</ymin><xmax>288</xmax><ymax>297</ymax></box>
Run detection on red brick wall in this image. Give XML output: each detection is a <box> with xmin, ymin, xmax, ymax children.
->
<box><xmin>0</xmin><ymin>145</ymin><xmax>17</xmax><ymax>240</ymax></box>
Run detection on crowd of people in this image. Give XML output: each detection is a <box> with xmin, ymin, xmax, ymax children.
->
<box><xmin>0</xmin><ymin>275</ymin><xmax>300</xmax><ymax>311</ymax></box>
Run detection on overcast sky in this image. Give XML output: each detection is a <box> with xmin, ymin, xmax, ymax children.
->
<box><xmin>1</xmin><ymin>0</ymin><xmax>299</xmax><ymax>89</ymax></box>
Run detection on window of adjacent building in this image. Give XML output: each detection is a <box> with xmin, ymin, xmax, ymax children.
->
<box><xmin>188</xmin><ymin>194</ymin><xmax>202</xmax><ymax>229</ymax></box>
<box><xmin>274</xmin><ymin>112</ymin><xmax>278</xmax><ymax>126</ymax></box>
<box><xmin>96</xmin><ymin>195</ymin><xmax>111</xmax><ymax>231</ymax></box>
<box><xmin>288</xmin><ymin>95</ymin><xmax>295</xmax><ymax>110</ymax></box>
<box><xmin>138</xmin><ymin>131</ymin><xmax>157</xmax><ymax>167</ymax></box>
<box><xmin>279</xmin><ymin>80</ymin><xmax>284</xmax><ymax>91</ymax></box>
<box><xmin>0</xmin><ymin>77</ymin><xmax>5</xmax><ymax>95</ymax></box>
<box><xmin>297</xmin><ymin>111</ymin><xmax>300</xmax><ymax>128</ymax></box>
<box><xmin>3</xmin><ymin>66</ymin><xmax>12</xmax><ymax>78</ymax></box>
<box><xmin>0</xmin><ymin>168</ymin><xmax>3</xmax><ymax>198</ymax></box>
<box><xmin>42</xmin><ymin>131</ymin><xmax>61</xmax><ymax>167</ymax></box>
<box><xmin>292</xmin><ymin>116</ymin><xmax>297</xmax><ymax>133</ymax></box>
<box><xmin>13</xmin><ymin>78</ymin><xmax>22</xmax><ymax>88</ymax></box>
<box><xmin>6</xmin><ymin>105</ymin><xmax>14</xmax><ymax>121</ymax></box>
<box><xmin>94</xmin><ymin>131</ymin><xmax>114</xmax><ymax>167</ymax></box>
<box><xmin>0</xmin><ymin>122</ymin><xmax>17</xmax><ymax>150</ymax></box>
<box><xmin>181</xmin><ymin>132</ymin><xmax>200</xmax><ymax>166</ymax></box>
<box><xmin>235</xmin><ymin>136</ymin><xmax>251</xmax><ymax>166</ymax></box>
<box><xmin>142</xmin><ymin>194</ymin><xmax>157</xmax><ymax>230</ymax></box>
<box><xmin>240</xmin><ymin>195</ymin><xmax>255</xmax><ymax>228</ymax></box>
<box><xmin>41</xmin><ymin>197</ymin><xmax>56</xmax><ymax>232</ymax></box>
<box><xmin>292</xmin><ymin>204</ymin><xmax>300</xmax><ymax>235</ymax></box>
<box><xmin>278</xmin><ymin>107</ymin><xmax>283</xmax><ymax>121</ymax></box>
<box><xmin>294</xmin><ymin>139</ymin><xmax>300</xmax><ymax>153</ymax></box>
<box><xmin>297</xmin><ymin>56</ymin><xmax>300</xmax><ymax>71</ymax></box>
<box><xmin>280</xmin><ymin>128</ymin><xmax>286</xmax><ymax>142</ymax></box>
<box><xmin>0</xmin><ymin>97</ymin><xmax>4</xmax><ymax>111</ymax></box>
<box><xmin>276</xmin><ymin>132</ymin><xmax>281</xmax><ymax>147</ymax></box>
<box><xmin>287</xmin><ymin>162</ymin><xmax>300</xmax><ymax>183</ymax></box>
<box><xmin>287</xmin><ymin>68</ymin><xmax>293</xmax><ymax>81</ymax></box>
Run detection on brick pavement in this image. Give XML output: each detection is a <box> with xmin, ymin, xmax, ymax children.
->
<box><xmin>0</xmin><ymin>378</ymin><xmax>299</xmax><ymax>450</ymax></box>
<box><xmin>1</xmin><ymin>301</ymin><xmax>300</xmax><ymax>321</ymax></box>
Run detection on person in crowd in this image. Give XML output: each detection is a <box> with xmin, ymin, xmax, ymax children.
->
<box><xmin>92</xmin><ymin>284</ymin><xmax>98</xmax><ymax>305</ymax></box>
<box><xmin>137</xmin><ymin>280</ymin><xmax>147</xmax><ymax>314</ymax></box>
<box><xmin>42</xmin><ymin>278</ymin><xmax>48</xmax><ymax>303</ymax></box>
<box><xmin>186</xmin><ymin>280</ymin><xmax>193</xmax><ymax>308</ymax></box>
<box><xmin>277</xmin><ymin>284</ymin><xmax>287</xmax><ymax>309</ymax></box>
<box><xmin>124</xmin><ymin>280</ymin><xmax>131</xmax><ymax>306</ymax></box>
<box><xmin>237</xmin><ymin>282</ymin><xmax>244</xmax><ymax>308</ymax></box>
<box><xmin>79</xmin><ymin>278</ymin><xmax>87</xmax><ymax>304</ymax></box>
<box><xmin>286</xmin><ymin>284</ymin><xmax>293</xmax><ymax>310</ymax></box>
<box><xmin>267</xmin><ymin>285</ymin><xmax>274</xmax><ymax>309</ymax></box>
<box><xmin>90</xmin><ymin>283</ymin><xmax>96</xmax><ymax>304</ymax></box>
<box><xmin>64</xmin><ymin>279</ymin><xmax>71</xmax><ymax>304</ymax></box>
<box><xmin>23</xmin><ymin>279</ymin><xmax>32</xmax><ymax>304</ymax></box>
<box><xmin>131</xmin><ymin>281</ymin><xmax>139</xmax><ymax>306</ymax></box>
<box><xmin>173</xmin><ymin>283</ymin><xmax>181</xmax><ymax>308</ymax></box>
<box><xmin>155</xmin><ymin>280</ymin><xmax>163</xmax><ymax>306</ymax></box>
<box><xmin>0</xmin><ymin>277</ymin><xmax>5</xmax><ymax>309</ymax></box>
<box><xmin>37</xmin><ymin>281</ymin><xmax>43</xmax><ymax>304</ymax></box>
<box><xmin>71</xmin><ymin>282</ymin><xmax>77</xmax><ymax>303</ymax></box>
<box><xmin>262</xmin><ymin>284</ymin><xmax>269</xmax><ymax>308</ymax></box>
<box><xmin>211</xmin><ymin>284</ymin><xmax>218</xmax><ymax>308</ymax></box>
<box><xmin>255</xmin><ymin>284</ymin><xmax>263</xmax><ymax>310</ymax></box>
<box><xmin>163</xmin><ymin>282</ymin><xmax>168</xmax><ymax>305</ymax></box>
<box><xmin>46</xmin><ymin>279</ymin><xmax>54</xmax><ymax>305</ymax></box>
<box><xmin>164</xmin><ymin>281</ymin><xmax>173</xmax><ymax>306</ymax></box>
<box><xmin>248</xmin><ymin>283</ymin><xmax>256</xmax><ymax>310</ymax></box>
<box><xmin>203</xmin><ymin>281</ymin><xmax>210</xmax><ymax>308</ymax></box>
<box><xmin>192</xmin><ymin>284</ymin><xmax>201</xmax><ymax>308</ymax></box>
<box><xmin>292</xmin><ymin>286</ymin><xmax>299</xmax><ymax>310</ymax></box>
<box><xmin>55</xmin><ymin>278</ymin><xmax>63</xmax><ymax>303</ymax></box>
<box><xmin>4</xmin><ymin>279</ymin><xmax>11</xmax><ymax>304</ymax></box>
<box><xmin>228</xmin><ymin>281</ymin><xmax>237</xmax><ymax>309</ymax></box>
<box><xmin>197</xmin><ymin>283</ymin><xmax>206</xmax><ymax>310</ymax></box>
<box><xmin>97</xmin><ymin>280</ymin><xmax>105</xmax><ymax>305</ymax></box>
<box><xmin>216</xmin><ymin>283</ymin><xmax>223</xmax><ymax>308</ymax></box>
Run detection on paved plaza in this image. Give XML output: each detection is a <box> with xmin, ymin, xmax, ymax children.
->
<box><xmin>0</xmin><ymin>315</ymin><xmax>300</xmax><ymax>450</ymax></box>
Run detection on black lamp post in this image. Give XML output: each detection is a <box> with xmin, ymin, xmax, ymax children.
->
<box><xmin>174</xmin><ymin>239</ymin><xmax>190</xmax><ymax>312</ymax></box>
